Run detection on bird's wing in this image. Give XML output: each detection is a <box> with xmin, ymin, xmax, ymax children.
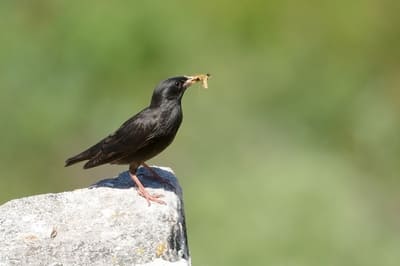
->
<box><xmin>103</xmin><ymin>109</ymin><xmax>158</xmax><ymax>153</ymax></box>
<box><xmin>84</xmin><ymin>108</ymin><xmax>159</xmax><ymax>168</ymax></box>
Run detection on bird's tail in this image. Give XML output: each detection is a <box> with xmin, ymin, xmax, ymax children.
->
<box><xmin>65</xmin><ymin>142</ymin><xmax>102</xmax><ymax>167</ymax></box>
<box><xmin>65</xmin><ymin>153</ymin><xmax>87</xmax><ymax>167</ymax></box>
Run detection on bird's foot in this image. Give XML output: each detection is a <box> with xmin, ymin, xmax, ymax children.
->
<box><xmin>141</xmin><ymin>163</ymin><xmax>176</xmax><ymax>191</ymax></box>
<box><xmin>137</xmin><ymin>187</ymin><xmax>166</xmax><ymax>206</ymax></box>
<box><xmin>130</xmin><ymin>172</ymin><xmax>166</xmax><ymax>206</ymax></box>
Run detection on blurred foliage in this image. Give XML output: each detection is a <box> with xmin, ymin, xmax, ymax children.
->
<box><xmin>1</xmin><ymin>0</ymin><xmax>400</xmax><ymax>265</ymax></box>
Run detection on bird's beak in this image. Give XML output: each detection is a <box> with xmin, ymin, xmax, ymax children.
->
<box><xmin>183</xmin><ymin>74</ymin><xmax>211</xmax><ymax>89</ymax></box>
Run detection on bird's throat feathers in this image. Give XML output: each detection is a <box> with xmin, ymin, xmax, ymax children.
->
<box><xmin>150</xmin><ymin>94</ymin><xmax>182</xmax><ymax>108</ymax></box>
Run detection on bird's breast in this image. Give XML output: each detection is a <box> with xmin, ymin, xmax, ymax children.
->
<box><xmin>158</xmin><ymin>104</ymin><xmax>183</xmax><ymax>135</ymax></box>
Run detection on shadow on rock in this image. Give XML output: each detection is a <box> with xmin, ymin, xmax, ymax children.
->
<box><xmin>89</xmin><ymin>166</ymin><xmax>179</xmax><ymax>194</ymax></box>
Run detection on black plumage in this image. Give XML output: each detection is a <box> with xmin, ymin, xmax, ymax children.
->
<box><xmin>65</xmin><ymin>75</ymin><xmax>209</xmax><ymax>205</ymax></box>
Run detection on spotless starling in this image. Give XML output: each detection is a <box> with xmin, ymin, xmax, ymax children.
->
<box><xmin>65</xmin><ymin>74</ymin><xmax>210</xmax><ymax>205</ymax></box>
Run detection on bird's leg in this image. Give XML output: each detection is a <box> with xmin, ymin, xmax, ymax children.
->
<box><xmin>141</xmin><ymin>162</ymin><xmax>176</xmax><ymax>190</ymax></box>
<box><xmin>129</xmin><ymin>165</ymin><xmax>166</xmax><ymax>206</ymax></box>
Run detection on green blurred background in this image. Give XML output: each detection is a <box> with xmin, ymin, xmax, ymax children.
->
<box><xmin>1</xmin><ymin>1</ymin><xmax>399</xmax><ymax>265</ymax></box>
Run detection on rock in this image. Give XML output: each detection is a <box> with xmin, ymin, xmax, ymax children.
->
<box><xmin>0</xmin><ymin>166</ymin><xmax>190</xmax><ymax>266</ymax></box>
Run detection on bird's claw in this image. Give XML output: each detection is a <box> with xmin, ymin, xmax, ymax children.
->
<box><xmin>137</xmin><ymin>189</ymin><xmax>166</xmax><ymax>206</ymax></box>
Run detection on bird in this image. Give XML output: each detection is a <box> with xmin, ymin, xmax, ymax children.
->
<box><xmin>65</xmin><ymin>74</ymin><xmax>210</xmax><ymax>205</ymax></box>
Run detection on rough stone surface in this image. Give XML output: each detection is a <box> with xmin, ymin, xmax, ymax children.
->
<box><xmin>0</xmin><ymin>166</ymin><xmax>190</xmax><ymax>266</ymax></box>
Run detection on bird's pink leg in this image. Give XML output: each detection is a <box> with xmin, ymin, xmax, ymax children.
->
<box><xmin>129</xmin><ymin>172</ymin><xmax>166</xmax><ymax>206</ymax></box>
<box><xmin>141</xmin><ymin>162</ymin><xmax>175</xmax><ymax>190</ymax></box>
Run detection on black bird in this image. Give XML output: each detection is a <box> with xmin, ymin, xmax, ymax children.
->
<box><xmin>65</xmin><ymin>74</ymin><xmax>210</xmax><ymax>205</ymax></box>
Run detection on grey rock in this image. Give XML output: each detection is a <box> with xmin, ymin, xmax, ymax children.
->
<box><xmin>0</xmin><ymin>166</ymin><xmax>190</xmax><ymax>266</ymax></box>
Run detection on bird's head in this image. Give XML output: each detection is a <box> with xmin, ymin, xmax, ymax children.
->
<box><xmin>150</xmin><ymin>74</ymin><xmax>210</xmax><ymax>107</ymax></box>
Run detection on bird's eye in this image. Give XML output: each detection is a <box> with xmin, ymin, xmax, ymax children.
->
<box><xmin>175</xmin><ymin>81</ymin><xmax>182</xmax><ymax>87</ymax></box>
